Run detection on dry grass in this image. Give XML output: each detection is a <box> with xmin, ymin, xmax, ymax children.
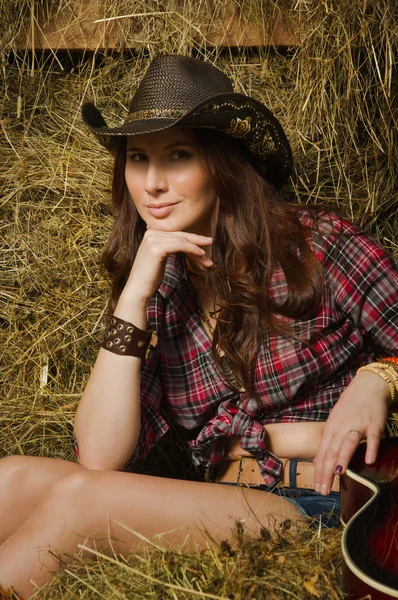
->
<box><xmin>0</xmin><ymin>0</ymin><xmax>397</xmax><ymax>598</ymax></box>
<box><xmin>38</xmin><ymin>522</ymin><xmax>344</xmax><ymax>599</ymax></box>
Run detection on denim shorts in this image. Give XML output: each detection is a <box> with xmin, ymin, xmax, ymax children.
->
<box><xmin>270</xmin><ymin>486</ymin><xmax>340</xmax><ymax>528</ymax></box>
<box><xmin>217</xmin><ymin>483</ymin><xmax>340</xmax><ymax>528</ymax></box>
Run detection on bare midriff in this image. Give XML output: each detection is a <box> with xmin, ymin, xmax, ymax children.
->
<box><xmin>225</xmin><ymin>422</ymin><xmax>326</xmax><ymax>460</ymax></box>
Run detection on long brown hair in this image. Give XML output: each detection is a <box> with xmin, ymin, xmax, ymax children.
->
<box><xmin>101</xmin><ymin>129</ymin><xmax>325</xmax><ymax>400</ymax></box>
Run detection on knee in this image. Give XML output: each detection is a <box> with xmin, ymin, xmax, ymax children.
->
<box><xmin>40</xmin><ymin>472</ymin><xmax>102</xmax><ymax>531</ymax></box>
<box><xmin>0</xmin><ymin>455</ymin><xmax>28</xmax><ymax>490</ymax></box>
<box><xmin>44</xmin><ymin>471</ymin><xmax>95</xmax><ymax>507</ymax></box>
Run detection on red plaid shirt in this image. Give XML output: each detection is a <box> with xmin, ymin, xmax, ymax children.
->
<box><xmin>74</xmin><ymin>211</ymin><xmax>398</xmax><ymax>487</ymax></box>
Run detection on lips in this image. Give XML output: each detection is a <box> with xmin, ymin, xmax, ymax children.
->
<box><xmin>147</xmin><ymin>202</ymin><xmax>177</xmax><ymax>208</ymax></box>
<box><xmin>147</xmin><ymin>202</ymin><xmax>178</xmax><ymax>218</ymax></box>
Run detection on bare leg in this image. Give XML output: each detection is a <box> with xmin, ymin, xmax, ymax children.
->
<box><xmin>0</xmin><ymin>469</ymin><xmax>305</xmax><ymax>599</ymax></box>
<box><xmin>0</xmin><ymin>456</ymin><xmax>87</xmax><ymax>543</ymax></box>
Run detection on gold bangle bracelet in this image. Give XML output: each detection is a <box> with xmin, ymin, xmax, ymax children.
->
<box><xmin>357</xmin><ymin>364</ymin><xmax>397</xmax><ymax>395</ymax></box>
<box><xmin>357</xmin><ymin>367</ymin><xmax>396</xmax><ymax>404</ymax></box>
<box><xmin>382</xmin><ymin>367</ymin><xmax>398</xmax><ymax>392</ymax></box>
<box><xmin>357</xmin><ymin>366</ymin><xmax>396</xmax><ymax>405</ymax></box>
<box><xmin>379</xmin><ymin>359</ymin><xmax>398</xmax><ymax>378</ymax></box>
<box><xmin>367</xmin><ymin>362</ymin><xmax>398</xmax><ymax>392</ymax></box>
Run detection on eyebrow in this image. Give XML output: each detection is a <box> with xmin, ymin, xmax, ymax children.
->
<box><xmin>126</xmin><ymin>141</ymin><xmax>196</xmax><ymax>152</ymax></box>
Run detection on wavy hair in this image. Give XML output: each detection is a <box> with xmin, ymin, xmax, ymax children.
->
<box><xmin>101</xmin><ymin>129</ymin><xmax>325</xmax><ymax>400</ymax></box>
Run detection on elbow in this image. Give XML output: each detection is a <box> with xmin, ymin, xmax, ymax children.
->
<box><xmin>72</xmin><ymin>433</ymin><xmax>109</xmax><ymax>470</ymax></box>
<box><xmin>73</xmin><ymin>433</ymin><xmax>137</xmax><ymax>471</ymax></box>
<box><xmin>76</xmin><ymin>448</ymin><xmax>130</xmax><ymax>471</ymax></box>
<box><xmin>77</xmin><ymin>455</ymin><xmax>127</xmax><ymax>471</ymax></box>
<box><xmin>76</xmin><ymin>457</ymin><xmax>108</xmax><ymax>470</ymax></box>
<box><xmin>80</xmin><ymin>462</ymin><xmax>115</xmax><ymax>471</ymax></box>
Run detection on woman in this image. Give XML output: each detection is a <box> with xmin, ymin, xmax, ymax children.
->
<box><xmin>0</xmin><ymin>54</ymin><xmax>397</xmax><ymax>600</ymax></box>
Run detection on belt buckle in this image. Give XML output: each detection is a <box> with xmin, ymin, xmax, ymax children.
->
<box><xmin>237</xmin><ymin>457</ymin><xmax>263</xmax><ymax>488</ymax></box>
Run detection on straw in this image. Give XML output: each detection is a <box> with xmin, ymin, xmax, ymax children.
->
<box><xmin>1</xmin><ymin>0</ymin><xmax>397</xmax><ymax>597</ymax></box>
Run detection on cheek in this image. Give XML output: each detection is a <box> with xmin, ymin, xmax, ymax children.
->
<box><xmin>173</xmin><ymin>167</ymin><xmax>212</xmax><ymax>198</ymax></box>
<box><xmin>125</xmin><ymin>170</ymin><xmax>141</xmax><ymax>200</ymax></box>
<box><xmin>124</xmin><ymin>169</ymin><xmax>132</xmax><ymax>192</ymax></box>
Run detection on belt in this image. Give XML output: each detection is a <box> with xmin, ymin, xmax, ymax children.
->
<box><xmin>214</xmin><ymin>457</ymin><xmax>340</xmax><ymax>493</ymax></box>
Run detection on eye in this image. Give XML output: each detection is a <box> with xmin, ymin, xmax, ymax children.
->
<box><xmin>127</xmin><ymin>152</ymin><xmax>148</xmax><ymax>162</ymax></box>
<box><xmin>171</xmin><ymin>149</ymin><xmax>191</xmax><ymax>160</ymax></box>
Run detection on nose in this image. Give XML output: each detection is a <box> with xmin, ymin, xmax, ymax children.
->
<box><xmin>144</xmin><ymin>160</ymin><xmax>168</xmax><ymax>195</ymax></box>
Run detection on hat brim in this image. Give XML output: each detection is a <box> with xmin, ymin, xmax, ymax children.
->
<box><xmin>82</xmin><ymin>93</ymin><xmax>292</xmax><ymax>188</ymax></box>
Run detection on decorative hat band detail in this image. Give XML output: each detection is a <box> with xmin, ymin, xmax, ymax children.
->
<box><xmin>248</xmin><ymin>133</ymin><xmax>277</xmax><ymax>157</ymax></box>
<box><xmin>224</xmin><ymin>116</ymin><xmax>252</xmax><ymax>137</ymax></box>
<box><xmin>124</xmin><ymin>108</ymin><xmax>187</xmax><ymax>123</ymax></box>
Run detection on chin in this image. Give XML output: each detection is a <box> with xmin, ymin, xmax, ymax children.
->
<box><xmin>146</xmin><ymin>217</ymin><xmax>194</xmax><ymax>233</ymax></box>
<box><xmin>146</xmin><ymin>221</ymin><xmax>181</xmax><ymax>233</ymax></box>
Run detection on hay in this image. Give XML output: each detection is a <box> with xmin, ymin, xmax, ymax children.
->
<box><xmin>0</xmin><ymin>0</ymin><xmax>397</xmax><ymax>597</ymax></box>
<box><xmin>39</xmin><ymin>522</ymin><xmax>344</xmax><ymax>599</ymax></box>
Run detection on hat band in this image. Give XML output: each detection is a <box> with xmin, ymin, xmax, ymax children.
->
<box><xmin>124</xmin><ymin>108</ymin><xmax>186</xmax><ymax>123</ymax></box>
<box><xmin>124</xmin><ymin>108</ymin><xmax>276</xmax><ymax>154</ymax></box>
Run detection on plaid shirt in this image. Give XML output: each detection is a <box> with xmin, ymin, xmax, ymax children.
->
<box><xmin>74</xmin><ymin>211</ymin><xmax>398</xmax><ymax>486</ymax></box>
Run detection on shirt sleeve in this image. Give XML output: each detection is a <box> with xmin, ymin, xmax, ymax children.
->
<box><xmin>312</xmin><ymin>212</ymin><xmax>398</xmax><ymax>355</ymax></box>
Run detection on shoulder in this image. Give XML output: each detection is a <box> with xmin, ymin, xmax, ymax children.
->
<box><xmin>295</xmin><ymin>207</ymin><xmax>395</xmax><ymax>266</ymax></box>
<box><xmin>296</xmin><ymin>206</ymin><xmax>360</xmax><ymax>236</ymax></box>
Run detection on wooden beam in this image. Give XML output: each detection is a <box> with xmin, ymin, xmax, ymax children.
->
<box><xmin>17</xmin><ymin>0</ymin><xmax>299</xmax><ymax>51</ymax></box>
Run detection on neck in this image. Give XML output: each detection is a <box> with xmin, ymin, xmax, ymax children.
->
<box><xmin>189</xmin><ymin>274</ymin><xmax>220</xmax><ymax>317</ymax></box>
<box><xmin>183</xmin><ymin>255</ymin><xmax>219</xmax><ymax>307</ymax></box>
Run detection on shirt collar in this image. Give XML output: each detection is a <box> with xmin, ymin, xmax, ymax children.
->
<box><xmin>158</xmin><ymin>252</ymin><xmax>187</xmax><ymax>299</ymax></box>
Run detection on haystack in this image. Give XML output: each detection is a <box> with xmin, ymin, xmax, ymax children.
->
<box><xmin>1</xmin><ymin>0</ymin><xmax>397</xmax><ymax>598</ymax></box>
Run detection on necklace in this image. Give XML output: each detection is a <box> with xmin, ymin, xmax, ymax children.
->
<box><xmin>189</xmin><ymin>281</ymin><xmax>218</xmax><ymax>336</ymax></box>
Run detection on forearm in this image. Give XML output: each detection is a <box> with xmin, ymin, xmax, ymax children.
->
<box><xmin>73</xmin><ymin>293</ymin><xmax>148</xmax><ymax>470</ymax></box>
<box><xmin>73</xmin><ymin>229</ymin><xmax>213</xmax><ymax>470</ymax></box>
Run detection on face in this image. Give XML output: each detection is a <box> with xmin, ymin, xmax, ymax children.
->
<box><xmin>124</xmin><ymin>128</ymin><xmax>218</xmax><ymax>236</ymax></box>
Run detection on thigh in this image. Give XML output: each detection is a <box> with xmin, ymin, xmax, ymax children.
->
<box><xmin>46</xmin><ymin>471</ymin><xmax>307</xmax><ymax>557</ymax></box>
<box><xmin>0</xmin><ymin>455</ymin><xmax>85</xmax><ymax>540</ymax></box>
<box><xmin>0</xmin><ymin>455</ymin><xmax>86</xmax><ymax>496</ymax></box>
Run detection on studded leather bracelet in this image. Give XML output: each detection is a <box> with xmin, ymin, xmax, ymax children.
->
<box><xmin>101</xmin><ymin>315</ymin><xmax>156</xmax><ymax>359</ymax></box>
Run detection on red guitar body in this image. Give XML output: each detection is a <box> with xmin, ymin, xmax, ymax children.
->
<box><xmin>340</xmin><ymin>437</ymin><xmax>398</xmax><ymax>599</ymax></box>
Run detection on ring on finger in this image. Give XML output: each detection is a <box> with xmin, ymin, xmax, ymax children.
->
<box><xmin>347</xmin><ymin>428</ymin><xmax>363</xmax><ymax>438</ymax></box>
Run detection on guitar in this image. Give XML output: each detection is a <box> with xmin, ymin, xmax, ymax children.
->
<box><xmin>340</xmin><ymin>437</ymin><xmax>398</xmax><ymax>599</ymax></box>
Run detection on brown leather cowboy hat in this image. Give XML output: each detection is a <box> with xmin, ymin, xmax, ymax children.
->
<box><xmin>82</xmin><ymin>54</ymin><xmax>293</xmax><ymax>189</ymax></box>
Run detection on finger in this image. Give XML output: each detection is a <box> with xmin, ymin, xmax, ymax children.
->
<box><xmin>145</xmin><ymin>238</ymin><xmax>211</xmax><ymax>260</ymax></box>
<box><xmin>331</xmin><ymin>429</ymin><xmax>365</xmax><ymax>479</ymax></box>
<box><xmin>147</xmin><ymin>229</ymin><xmax>213</xmax><ymax>246</ymax></box>
<box><xmin>316</xmin><ymin>438</ymin><xmax>343</xmax><ymax>495</ymax></box>
<box><xmin>186</xmin><ymin>253</ymin><xmax>214</xmax><ymax>270</ymax></box>
<box><xmin>365</xmin><ymin>427</ymin><xmax>381</xmax><ymax>464</ymax></box>
<box><xmin>313</xmin><ymin>429</ymin><xmax>334</xmax><ymax>493</ymax></box>
<box><xmin>177</xmin><ymin>233</ymin><xmax>214</xmax><ymax>247</ymax></box>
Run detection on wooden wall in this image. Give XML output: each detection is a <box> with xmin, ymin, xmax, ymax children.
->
<box><xmin>18</xmin><ymin>0</ymin><xmax>299</xmax><ymax>50</ymax></box>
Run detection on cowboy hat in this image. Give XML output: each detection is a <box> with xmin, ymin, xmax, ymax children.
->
<box><xmin>82</xmin><ymin>54</ymin><xmax>293</xmax><ymax>188</ymax></box>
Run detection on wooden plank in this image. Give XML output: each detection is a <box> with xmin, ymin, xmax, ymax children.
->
<box><xmin>202</xmin><ymin>1</ymin><xmax>298</xmax><ymax>47</ymax></box>
<box><xmin>17</xmin><ymin>0</ymin><xmax>299</xmax><ymax>50</ymax></box>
